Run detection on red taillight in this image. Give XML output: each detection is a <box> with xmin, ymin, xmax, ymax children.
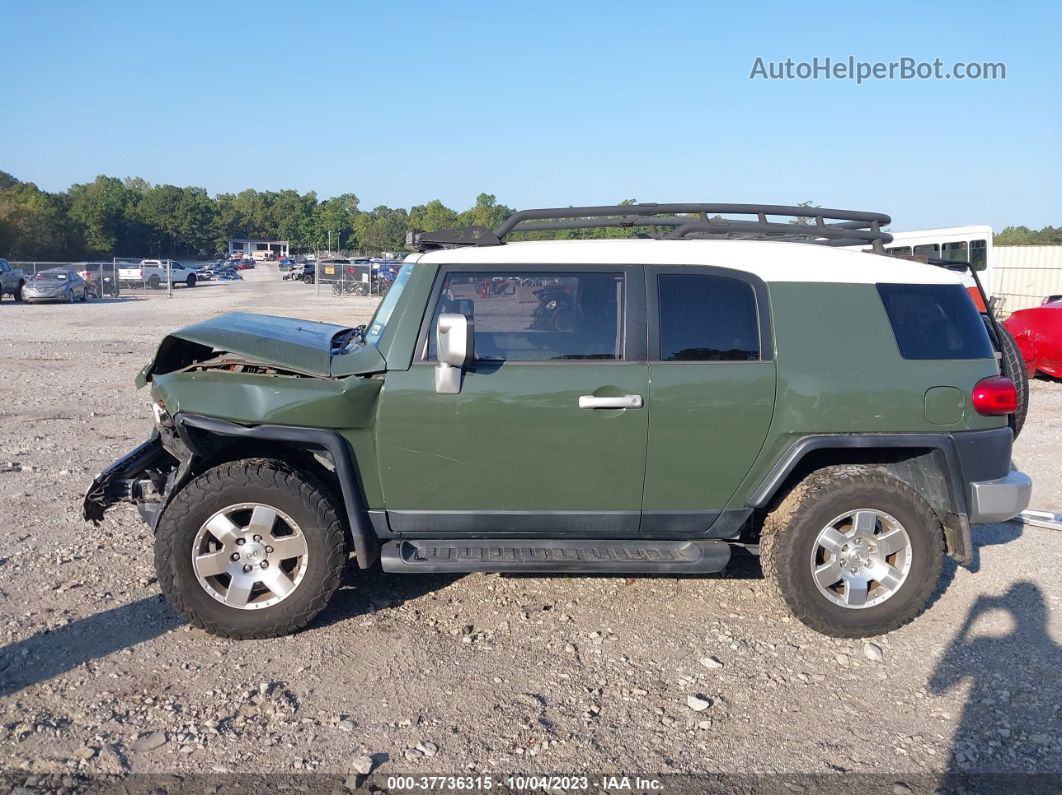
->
<box><xmin>972</xmin><ymin>376</ymin><xmax>1018</xmax><ymax>415</ymax></box>
<box><xmin>138</xmin><ymin>269</ymin><xmax>143</xmax><ymax>278</ymax></box>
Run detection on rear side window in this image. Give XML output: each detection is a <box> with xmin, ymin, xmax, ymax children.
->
<box><xmin>657</xmin><ymin>274</ymin><xmax>760</xmax><ymax>361</ymax></box>
<box><xmin>877</xmin><ymin>283</ymin><xmax>993</xmax><ymax>360</ymax></box>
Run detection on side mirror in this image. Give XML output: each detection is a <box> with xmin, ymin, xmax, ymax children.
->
<box><xmin>435</xmin><ymin>313</ymin><xmax>474</xmax><ymax>394</ymax></box>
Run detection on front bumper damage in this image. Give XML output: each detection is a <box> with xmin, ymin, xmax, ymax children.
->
<box><xmin>83</xmin><ymin>431</ymin><xmax>182</xmax><ymax>527</ymax></box>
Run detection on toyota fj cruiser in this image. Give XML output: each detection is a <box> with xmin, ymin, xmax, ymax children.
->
<box><xmin>84</xmin><ymin>203</ymin><xmax>1032</xmax><ymax>640</ymax></box>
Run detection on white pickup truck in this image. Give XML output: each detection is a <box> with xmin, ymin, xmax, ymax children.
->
<box><xmin>118</xmin><ymin>259</ymin><xmax>198</xmax><ymax>289</ymax></box>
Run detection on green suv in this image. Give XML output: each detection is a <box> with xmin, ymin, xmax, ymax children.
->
<box><xmin>84</xmin><ymin>204</ymin><xmax>1032</xmax><ymax>640</ymax></box>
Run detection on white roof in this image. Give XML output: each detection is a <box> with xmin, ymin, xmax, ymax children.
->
<box><xmin>414</xmin><ymin>239</ymin><xmax>962</xmax><ymax>285</ymax></box>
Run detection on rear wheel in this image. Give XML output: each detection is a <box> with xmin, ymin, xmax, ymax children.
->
<box><xmin>148</xmin><ymin>274</ymin><xmax>161</xmax><ymax>289</ymax></box>
<box><xmin>155</xmin><ymin>459</ymin><xmax>349</xmax><ymax>638</ymax></box>
<box><xmin>760</xmin><ymin>466</ymin><xmax>943</xmax><ymax>638</ymax></box>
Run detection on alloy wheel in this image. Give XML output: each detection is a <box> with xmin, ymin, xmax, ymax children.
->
<box><xmin>809</xmin><ymin>509</ymin><xmax>913</xmax><ymax>609</ymax></box>
<box><xmin>191</xmin><ymin>503</ymin><xmax>309</xmax><ymax>610</ymax></box>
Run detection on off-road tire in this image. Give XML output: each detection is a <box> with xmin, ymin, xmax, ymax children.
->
<box><xmin>154</xmin><ymin>458</ymin><xmax>349</xmax><ymax>639</ymax></box>
<box><xmin>303</xmin><ymin>274</ymin><xmax>314</xmax><ymax>284</ymax></box>
<box><xmin>997</xmin><ymin>325</ymin><xmax>1028</xmax><ymax>439</ymax></box>
<box><xmin>760</xmin><ymin>466</ymin><xmax>943</xmax><ymax>638</ymax></box>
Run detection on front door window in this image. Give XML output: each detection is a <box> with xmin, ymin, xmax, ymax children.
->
<box><xmin>426</xmin><ymin>271</ymin><xmax>625</xmax><ymax>362</ymax></box>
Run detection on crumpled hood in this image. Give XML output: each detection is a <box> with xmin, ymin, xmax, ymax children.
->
<box><xmin>137</xmin><ymin>312</ymin><xmax>385</xmax><ymax>385</ymax></box>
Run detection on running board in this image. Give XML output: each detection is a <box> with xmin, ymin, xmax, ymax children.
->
<box><xmin>380</xmin><ymin>539</ymin><xmax>731</xmax><ymax>574</ymax></box>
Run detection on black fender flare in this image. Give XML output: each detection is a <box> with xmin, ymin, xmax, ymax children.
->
<box><xmin>746</xmin><ymin>431</ymin><xmax>1015</xmax><ymax>567</ymax></box>
<box><xmin>175</xmin><ymin>414</ymin><xmax>376</xmax><ymax>568</ymax></box>
<box><xmin>749</xmin><ymin>433</ymin><xmax>968</xmax><ymax>514</ymax></box>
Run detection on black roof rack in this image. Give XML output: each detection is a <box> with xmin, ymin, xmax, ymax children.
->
<box><xmin>407</xmin><ymin>203</ymin><xmax>893</xmax><ymax>252</ymax></box>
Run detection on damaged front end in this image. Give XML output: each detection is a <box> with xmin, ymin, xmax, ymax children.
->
<box><xmin>84</xmin><ymin>310</ymin><xmax>387</xmax><ymax>530</ymax></box>
<box><xmin>83</xmin><ymin>404</ymin><xmax>191</xmax><ymax>528</ymax></box>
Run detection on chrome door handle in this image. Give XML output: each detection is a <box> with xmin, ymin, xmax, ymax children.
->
<box><xmin>578</xmin><ymin>394</ymin><xmax>643</xmax><ymax>409</ymax></box>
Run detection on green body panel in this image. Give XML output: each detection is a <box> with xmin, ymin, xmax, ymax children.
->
<box><xmin>642</xmin><ymin>362</ymin><xmax>775</xmax><ymax>510</ymax></box>
<box><xmin>151</xmin><ymin>372</ymin><xmax>386</xmax><ymax>507</ymax></box>
<box><xmin>924</xmin><ymin>386</ymin><xmax>966</xmax><ymax>425</ymax></box>
<box><xmin>727</xmin><ymin>283</ymin><xmax>1005</xmax><ymax>509</ymax></box>
<box><xmin>376</xmin><ymin>363</ymin><xmax>650</xmax><ymax>511</ymax></box>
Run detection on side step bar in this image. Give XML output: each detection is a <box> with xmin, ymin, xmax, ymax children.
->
<box><xmin>380</xmin><ymin>538</ymin><xmax>731</xmax><ymax>574</ymax></box>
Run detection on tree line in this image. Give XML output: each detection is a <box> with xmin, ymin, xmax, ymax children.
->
<box><xmin>0</xmin><ymin>171</ymin><xmax>518</xmax><ymax>260</ymax></box>
<box><xmin>0</xmin><ymin>170</ymin><xmax>1056</xmax><ymax>260</ymax></box>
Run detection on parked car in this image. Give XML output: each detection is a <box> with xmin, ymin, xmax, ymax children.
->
<box><xmin>1004</xmin><ymin>299</ymin><xmax>1062</xmax><ymax>378</ymax></box>
<box><xmin>23</xmin><ymin>268</ymin><xmax>89</xmax><ymax>303</ymax></box>
<box><xmin>235</xmin><ymin>258</ymin><xmax>256</xmax><ymax>270</ymax></box>
<box><xmin>194</xmin><ymin>263</ymin><xmax>218</xmax><ymax>282</ymax></box>
<box><xmin>85</xmin><ymin>202</ymin><xmax>1031</xmax><ymax>641</ymax></box>
<box><xmin>0</xmin><ymin>258</ymin><xmax>27</xmax><ymax>302</ymax></box>
<box><xmin>200</xmin><ymin>263</ymin><xmax>242</xmax><ymax>282</ymax></box>
<box><xmin>118</xmin><ymin>259</ymin><xmax>198</xmax><ymax>289</ymax></box>
<box><xmin>278</xmin><ymin>257</ymin><xmax>296</xmax><ymax>270</ymax></box>
<box><xmin>286</xmin><ymin>261</ymin><xmax>316</xmax><ymax>283</ymax></box>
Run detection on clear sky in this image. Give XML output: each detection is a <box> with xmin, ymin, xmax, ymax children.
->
<box><xmin>3</xmin><ymin>0</ymin><xmax>1059</xmax><ymax>231</ymax></box>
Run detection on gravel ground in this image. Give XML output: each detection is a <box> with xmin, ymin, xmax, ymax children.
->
<box><xmin>0</xmin><ymin>265</ymin><xmax>1059</xmax><ymax>784</ymax></box>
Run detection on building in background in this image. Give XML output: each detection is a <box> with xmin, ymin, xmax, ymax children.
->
<box><xmin>994</xmin><ymin>246</ymin><xmax>1062</xmax><ymax>315</ymax></box>
<box><xmin>227</xmin><ymin>238</ymin><xmax>289</xmax><ymax>261</ymax></box>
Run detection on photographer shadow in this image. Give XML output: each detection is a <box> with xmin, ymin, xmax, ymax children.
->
<box><xmin>929</xmin><ymin>579</ymin><xmax>1062</xmax><ymax>787</ymax></box>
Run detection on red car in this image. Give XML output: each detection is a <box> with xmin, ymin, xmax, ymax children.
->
<box><xmin>1004</xmin><ymin>299</ymin><xmax>1062</xmax><ymax>378</ymax></box>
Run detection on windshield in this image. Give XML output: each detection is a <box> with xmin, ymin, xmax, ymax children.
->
<box><xmin>364</xmin><ymin>262</ymin><xmax>414</xmax><ymax>345</ymax></box>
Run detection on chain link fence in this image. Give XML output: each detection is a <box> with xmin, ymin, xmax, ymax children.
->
<box><xmin>312</xmin><ymin>258</ymin><xmax>399</xmax><ymax>299</ymax></box>
<box><xmin>9</xmin><ymin>261</ymin><xmax>122</xmax><ymax>299</ymax></box>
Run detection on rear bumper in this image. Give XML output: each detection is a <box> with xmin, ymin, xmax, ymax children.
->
<box><xmin>968</xmin><ymin>469</ymin><xmax>1032</xmax><ymax>524</ymax></box>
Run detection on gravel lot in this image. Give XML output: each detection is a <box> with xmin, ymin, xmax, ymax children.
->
<box><xmin>1</xmin><ymin>265</ymin><xmax>1059</xmax><ymax>785</ymax></box>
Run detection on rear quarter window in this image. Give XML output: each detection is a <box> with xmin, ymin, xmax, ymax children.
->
<box><xmin>877</xmin><ymin>283</ymin><xmax>993</xmax><ymax>360</ymax></box>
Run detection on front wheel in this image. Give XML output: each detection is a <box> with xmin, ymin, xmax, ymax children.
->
<box><xmin>154</xmin><ymin>459</ymin><xmax>349</xmax><ymax>639</ymax></box>
<box><xmin>760</xmin><ymin>466</ymin><xmax>943</xmax><ymax>638</ymax></box>
<box><xmin>186</xmin><ymin>274</ymin><xmax>197</xmax><ymax>288</ymax></box>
